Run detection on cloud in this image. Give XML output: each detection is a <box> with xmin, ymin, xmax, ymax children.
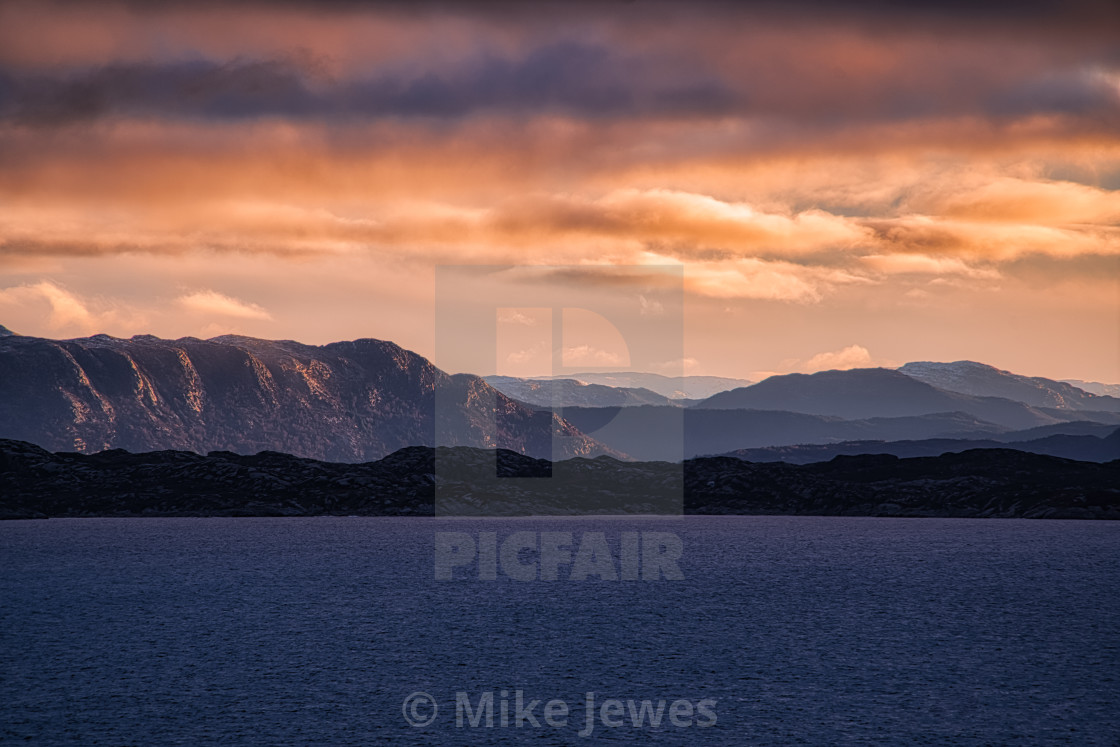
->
<box><xmin>771</xmin><ymin>345</ymin><xmax>900</xmax><ymax>374</ymax></box>
<box><xmin>562</xmin><ymin>344</ymin><xmax>626</xmax><ymax>367</ymax></box>
<box><xmin>0</xmin><ymin>281</ymin><xmax>94</xmax><ymax>330</ymax></box>
<box><xmin>860</xmin><ymin>254</ymin><xmax>1000</xmax><ymax>278</ymax></box>
<box><xmin>3</xmin><ymin>4</ymin><xmax>1119</xmax><ymax>134</ymax></box>
<box><xmin>497</xmin><ymin>308</ymin><xmax>540</xmax><ymax>326</ymax></box>
<box><xmin>683</xmin><ymin>258</ymin><xmax>869</xmax><ymax>302</ymax></box>
<box><xmin>176</xmin><ymin>290</ymin><xmax>272</xmax><ymax>319</ymax></box>
<box><xmin>653</xmin><ymin>356</ymin><xmax>701</xmax><ymax>374</ymax></box>
<box><xmin>505</xmin><ymin>341</ymin><xmax>547</xmax><ymax>366</ymax></box>
<box><xmin>802</xmin><ymin>345</ymin><xmax>876</xmax><ymax>372</ymax></box>
<box><xmin>0</xmin><ymin>1</ymin><xmax>1116</xmax><ymax>383</ymax></box>
<box><xmin>914</xmin><ymin>177</ymin><xmax>1120</xmax><ymax>225</ymax></box>
<box><xmin>778</xmin><ymin>344</ymin><xmax>901</xmax><ymax>374</ymax></box>
<box><xmin>0</xmin><ymin>57</ymin><xmax>323</xmax><ymax>127</ymax></box>
<box><xmin>0</xmin><ymin>42</ymin><xmax>737</xmax><ymax>127</ymax></box>
<box><xmin>375</xmin><ymin>188</ymin><xmax>871</xmax><ymax>262</ymax></box>
<box><xmin>862</xmin><ymin>216</ymin><xmax>1120</xmax><ymax>261</ymax></box>
<box><xmin>638</xmin><ymin>294</ymin><xmax>664</xmax><ymax>316</ymax></box>
<box><xmin>0</xmin><ymin>280</ymin><xmax>141</xmax><ymax>334</ymax></box>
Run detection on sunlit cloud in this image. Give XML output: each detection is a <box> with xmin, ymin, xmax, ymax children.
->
<box><xmin>683</xmin><ymin>258</ymin><xmax>870</xmax><ymax>302</ymax></box>
<box><xmin>860</xmin><ymin>254</ymin><xmax>1000</xmax><ymax>278</ymax></box>
<box><xmin>497</xmin><ymin>309</ymin><xmax>540</xmax><ymax>326</ymax></box>
<box><xmin>562</xmin><ymin>345</ymin><xmax>626</xmax><ymax>368</ymax></box>
<box><xmin>800</xmin><ymin>345</ymin><xmax>881</xmax><ymax>373</ymax></box>
<box><xmin>176</xmin><ymin>290</ymin><xmax>273</xmax><ymax>320</ymax></box>
<box><xmin>0</xmin><ymin>281</ymin><xmax>144</xmax><ymax>336</ymax></box>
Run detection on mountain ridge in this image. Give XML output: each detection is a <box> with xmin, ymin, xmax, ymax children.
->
<box><xmin>899</xmin><ymin>360</ymin><xmax>1120</xmax><ymax>412</ymax></box>
<box><xmin>694</xmin><ymin>367</ymin><xmax>1072</xmax><ymax>430</ymax></box>
<box><xmin>0</xmin><ymin>330</ymin><xmax>613</xmax><ymax>462</ymax></box>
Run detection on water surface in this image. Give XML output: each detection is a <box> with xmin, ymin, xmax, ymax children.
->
<box><xmin>2</xmin><ymin>517</ymin><xmax>1117</xmax><ymax>745</ymax></box>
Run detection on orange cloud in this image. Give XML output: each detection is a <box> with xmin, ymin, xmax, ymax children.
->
<box><xmin>176</xmin><ymin>290</ymin><xmax>273</xmax><ymax>320</ymax></box>
<box><xmin>0</xmin><ymin>280</ymin><xmax>146</xmax><ymax>335</ymax></box>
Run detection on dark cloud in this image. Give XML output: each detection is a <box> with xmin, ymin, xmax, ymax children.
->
<box><xmin>0</xmin><ymin>58</ymin><xmax>320</xmax><ymax>125</ymax></box>
<box><xmin>73</xmin><ymin>0</ymin><xmax>1120</xmax><ymax>21</ymax></box>
<box><xmin>68</xmin><ymin>0</ymin><xmax>1120</xmax><ymax>48</ymax></box>
<box><xmin>0</xmin><ymin>2</ymin><xmax>1117</xmax><ymax>132</ymax></box>
<box><xmin>347</xmin><ymin>42</ymin><xmax>733</xmax><ymax>118</ymax></box>
<box><xmin>0</xmin><ymin>43</ymin><xmax>737</xmax><ymax>125</ymax></box>
<box><xmin>992</xmin><ymin>72</ymin><xmax>1120</xmax><ymax>118</ymax></box>
<box><xmin>4</xmin><ymin>45</ymin><xmax>1117</xmax><ymax>130</ymax></box>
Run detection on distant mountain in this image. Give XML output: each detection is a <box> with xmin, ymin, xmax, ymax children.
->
<box><xmin>0</xmin><ymin>325</ymin><xmax>16</xmax><ymax>337</ymax></box>
<box><xmin>0</xmin><ymin>332</ymin><xmax>611</xmax><ymax>462</ymax></box>
<box><xmin>720</xmin><ymin>427</ymin><xmax>1120</xmax><ymax>464</ymax></box>
<box><xmin>558</xmin><ymin>406</ymin><xmax>1011</xmax><ymax>461</ymax></box>
<box><xmin>2</xmin><ymin>439</ymin><xmax>1116</xmax><ymax>520</ymax></box>
<box><xmin>693</xmin><ymin>368</ymin><xmax>1070</xmax><ymax>430</ymax></box>
<box><xmin>900</xmin><ymin>361</ymin><xmax>1120</xmax><ymax>412</ymax></box>
<box><xmin>1062</xmin><ymin>379</ymin><xmax>1120</xmax><ymax>398</ymax></box>
<box><xmin>484</xmin><ymin>376</ymin><xmax>674</xmax><ymax>407</ymax></box>
<box><xmin>540</xmin><ymin>372</ymin><xmax>752</xmax><ymax>400</ymax></box>
<box><xmin>946</xmin><ymin>421</ymin><xmax>1120</xmax><ymax>442</ymax></box>
<box><xmin>1033</xmin><ymin>407</ymin><xmax>1120</xmax><ymax>426</ymax></box>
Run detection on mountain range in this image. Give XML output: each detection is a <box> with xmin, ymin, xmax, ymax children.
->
<box><xmin>1</xmin><ymin>327</ymin><xmax>1117</xmax><ymax>465</ymax></box>
<box><xmin>693</xmin><ymin>367</ymin><xmax>1118</xmax><ymax>428</ymax></box>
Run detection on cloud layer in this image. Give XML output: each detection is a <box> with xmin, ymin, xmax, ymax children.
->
<box><xmin>0</xmin><ymin>1</ymin><xmax>1117</xmax><ymax>380</ymax></box>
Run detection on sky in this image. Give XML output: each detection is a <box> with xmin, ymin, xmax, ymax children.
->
<box><xmin>0</xmin><ymin>0</ymin><xmax>1118</xmax><ymax>383</ymax></box>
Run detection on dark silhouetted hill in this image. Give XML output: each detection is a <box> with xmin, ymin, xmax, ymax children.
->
<box><xmin>1</xmin><ymin>439</ymin><xmax>1115</xmax><ymax>520</ymax></box>
<box><xmin>720</xmin><ymin>427</ymin><xmax>1120</xmax><ymax>464</ymax></box>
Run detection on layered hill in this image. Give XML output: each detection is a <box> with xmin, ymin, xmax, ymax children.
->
<box><xmin>694</xmin><ymin>368</ymin><xmax>1079</xmax><ymax>429</ymax></box>
<box><xmin>0</xmin><ymin>331</ymin><xmax>609</xmax><ymax>461</ymax></box>
<box><xmin>560</xmin><ymin>407</ymin><xmax>1011</xmax><ymax>461</ymax></box>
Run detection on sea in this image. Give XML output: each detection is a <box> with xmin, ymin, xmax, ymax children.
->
<box><xmin>2</xmin><ymin>516</ymin><xmax>1117</xmax><ymax>745</ymax></box>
